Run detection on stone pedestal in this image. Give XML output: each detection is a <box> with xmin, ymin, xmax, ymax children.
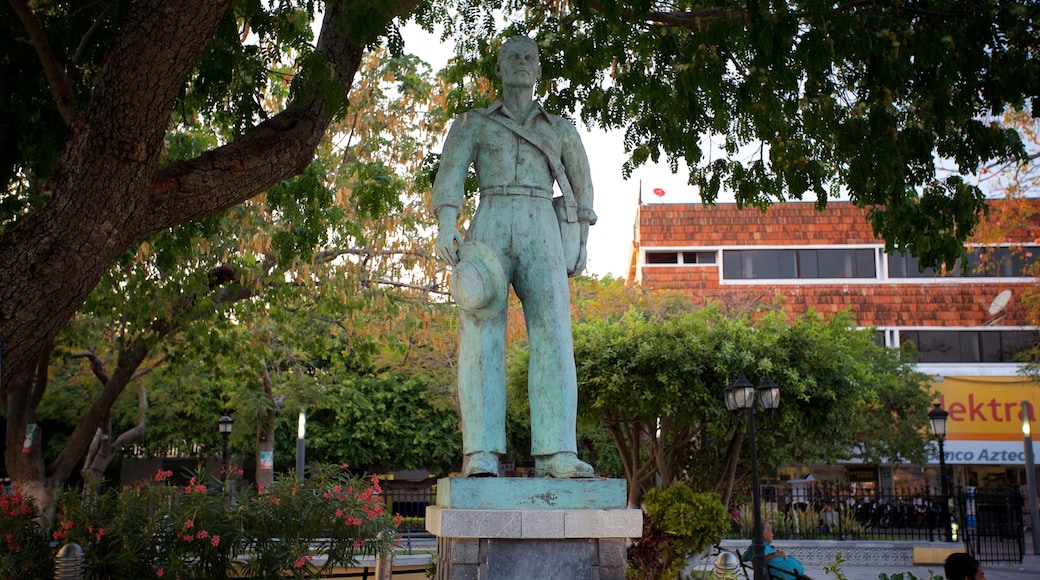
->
<box><xmin>426</xmin><ymin>478</ymin><xmax>642</xmax><ymax>580</ymax></box>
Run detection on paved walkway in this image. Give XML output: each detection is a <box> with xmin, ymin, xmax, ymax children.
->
<box><xmin>403</xmin><ymin>532</ymin><xmax>1040</xmax><ymax>579</ymax></box>
<box><xmin>801</xmin><ymin>555</ymin><xmax>1040</xmax><ymax>580</ymax></box>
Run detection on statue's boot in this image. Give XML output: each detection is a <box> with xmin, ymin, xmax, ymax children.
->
<box><xmin>535</xmin><ymin>452</ymin><xmax>595</xmax><ymax>478</ymax></box>
<box><xmin>463</xmin><ymin>451</ymin><xmax>500</xmax><ymax>477</ymax></box>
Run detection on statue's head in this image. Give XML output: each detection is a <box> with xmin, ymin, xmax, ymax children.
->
<box><xmin>495</xmin><ymin>36</ymin><xmax>541</xmax><ymax>89</ymax></box>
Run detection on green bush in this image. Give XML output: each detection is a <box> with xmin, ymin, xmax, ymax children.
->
<box><xmin>0</xmin><ymin>490</ymin><xmax>52</xmax><ymax>578</ymax></box>
<box><xmin>5</xmin><ymin>464</ymin><xmax>398</xmax><ymax>579</ymax></box>
<box><xmin>731</xmin><ymin>502</ymin><xmax>871</xmax><ymax>539</ymax></box>
<box><xmin>628</xmin><ymin>483</ymin><xmax>730</xmax><ymax>580</ymax></box>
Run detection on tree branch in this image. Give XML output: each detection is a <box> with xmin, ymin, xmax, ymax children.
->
<box><xmin>8</xmin><ymin>0</ymin><xmax>79</xmax><ymax>127</ymax></box>
<box><xmin>70</xmin><ymin>350</ymin><xmax>110</xmax><ymax>385</ymax></box>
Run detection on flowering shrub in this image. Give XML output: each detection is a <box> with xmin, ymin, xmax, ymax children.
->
<box><xmin>0</xmin><ymin>490</ymin><xmax>52</xmax><ymax>578</ymax></box>
<box><xmin>5</xmin><ymin>464</ymin><xmax>398</xmax><ymax>579</ymax></box>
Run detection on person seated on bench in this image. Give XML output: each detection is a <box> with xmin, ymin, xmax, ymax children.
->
<box><xmin>742</xmin><ymin>523</ymin><xmax>809</xmax><ymax>580</ymax></box>
<box><xmin>944</xmin><ymin>553</ymin><xmax>986</xmax><ymax>580</ymax></box>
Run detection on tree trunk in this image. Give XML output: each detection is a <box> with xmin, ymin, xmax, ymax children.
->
<box><xmin>82</xmin><ymin>387</ymin><xmax>149</xmax><ymax>488</ymax></box>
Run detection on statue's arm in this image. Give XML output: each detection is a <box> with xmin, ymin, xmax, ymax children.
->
<box><xmin>560</xmin><ymin>122</ymin><xmax>596</xmax><ymax>272</ymax></box>
<box><xmin>432</xmin><ymin>114</ymin><xmax>478</xmax><ymax>266</ymax></box>
<box><xmin>560</xmin><ymin>121</ymin><xmax>596</xmax><ymax>226</ymax></box>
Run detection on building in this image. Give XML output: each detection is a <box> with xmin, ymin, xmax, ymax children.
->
<box><xmin>628</xmin><ymin>199</ymin><xmax>1040</xmax><ymax>492</ymax></box>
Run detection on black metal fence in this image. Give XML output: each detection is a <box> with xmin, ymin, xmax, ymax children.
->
<box><xmin>725</xmin><ymin>484</ymin><xmax>961</xmax><ymax>542</ymax></box>
<box><xmin>383</xmin><ymin>482</ymin><xmax>435</xmax><ymax>533</ymax></box>
<box><xmin>958</xmin><ymin>486</ymin><xmax>1024</xmax><ymax>563</ymax></box>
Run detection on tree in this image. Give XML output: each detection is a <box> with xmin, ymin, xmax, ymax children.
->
<box><xmin>0</xmin><ymin>0</ymin><xmax>430</xmax><ymax>416</ymax></box>
<box><xmin>513</xmin><ymin>304</ymin><xmax>933</xmax><ymax>508</ymax></box>
<box><xmin>5</xmin><ymin>21</ymin><xmax>446</xmax><ymax>515</ymax></box>
<box><xmin>447</xmin><ymin>1</ymin><xmax>1039</xmax><ymax>270</ymax></box>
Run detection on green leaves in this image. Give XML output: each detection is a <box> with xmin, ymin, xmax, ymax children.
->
<box><xmin>480</xmin><ymin>1</ymin><xmax>1040</xmax><ymax>269</ymax></box>
<box><xmin>555</xmin><ymin>302</ymin><xmax>933</xmax><ymax>504</ymax></box>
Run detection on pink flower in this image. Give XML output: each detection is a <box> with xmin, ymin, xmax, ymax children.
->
<box><xmin>196</xmin><ymin>530</ymin><xmax>209</xmax><ymax>539</ymax></box>
<box><xmin>293</xmin><ymin>556</ymin><xmax>307</xmax><ymax>568</ymax></box>
<box><xmin>210</xmin><ymin>535</ymin><xmax>220</xmax><ymax>547</ymax></box>
<box><xmin>184</xmin><ymin>519</ymin><xmax>194</xmax><ymax>529</ymax></box>
<box><xmin>157</xmin><ymin>567</ymin><xmax>165</xmax><ymax>577</ymax></box>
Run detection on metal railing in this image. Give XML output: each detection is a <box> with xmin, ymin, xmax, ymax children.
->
<box><xmin>726</xmin><ymin>484</ymin><xmax>961</xmax><ymax>542</ymax></box>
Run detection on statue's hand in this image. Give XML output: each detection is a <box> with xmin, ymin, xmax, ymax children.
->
<box><xmin>436</xmin><ymin>226</ymin><xmax>463</xmax><ymax>266</ymax></box>
<box><xmin>570</xmin><ymin>244</ymin><xmax>588</xmax><ymax>277</ymax></box>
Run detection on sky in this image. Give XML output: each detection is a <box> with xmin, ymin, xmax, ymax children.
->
<box><xmin>401</xmin><ymin>26</ymin><xmax>704</xmax><ymax>280</ymax></box>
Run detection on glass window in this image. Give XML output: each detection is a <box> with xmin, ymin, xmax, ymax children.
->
<box><xmin>797</xmin><ymin>250</ymin><xmax>818</xmax><ymax>278</ymax></box>
<box><xmin>682</xmin><ymin>251</ymin><xmax>716</xmax><ymax>264</ymax></box>
<box><xmin>723</xmin><ymin>249</ymin><xmax>875</xmax><ymax>279</ymax></box>
<box><xmin>890</xmin><ymin>246</ymin><xmax>1037</xmax><ymax>278</ymax></box>
<box><xmin>888</xmin><ymin>252</ymin><xmax>938</xmax><ymax>278</ymax></box>
<box><xmin>901</xmin><ymin>330</ymin><xmax>1039</xmax><ymax>363</ymax></box>
<box><xmin>646</xmin><ymin>251</ymin><xmax>678</xmax><ymax>264</ymax></box>
<box><xmin>723</xmin><ymin>251</ymin><xmax>742</xmax><ymax>278</ymax></box>
<box><xmin>1002</xmin><ymin>331</ymin><xmax>1038</xmax><ymax>361</ymax></box>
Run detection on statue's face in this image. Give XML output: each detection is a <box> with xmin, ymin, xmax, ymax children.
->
<box><xmin>496</xmin><ymin>41</ymin><xmax>541</xmax><ymax>89</ymax></box>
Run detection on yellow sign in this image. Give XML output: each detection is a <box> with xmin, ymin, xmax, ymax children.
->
<box><xmin>937</xmin><ymin>376</ymin><xmax>1040</xmax><ymax>441</ymax></box>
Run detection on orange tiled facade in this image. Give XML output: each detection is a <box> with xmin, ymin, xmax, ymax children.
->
<box><xmin>631</xmin><ymin>201</ymin><xmax>1038</xmax><ymax>329</ymax></box>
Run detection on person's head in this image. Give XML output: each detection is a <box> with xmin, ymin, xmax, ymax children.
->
<box><xmin>944</xmin><ymin>552</ymin><xmax>985</xmax><ymax>580</ymax></box>
<box><xmin>762</xmin><ymin>523</ymin><xmax>774</xmax><ymax>543</ymax></box>
<box><xmin>496</xmin><ymin>36</ymin><xmax>541</xmax><ymax>90</ymax></box>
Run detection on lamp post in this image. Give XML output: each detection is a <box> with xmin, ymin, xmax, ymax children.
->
<box><xmin>1021</xmin><ymin>400</ymin><xmax>1040</xmax><ymax>555</ymax></box>
<box><xmin>928</xmin><ymin>402</ymin><xmax>952</xmax><ymax>542</ymax></box>
<box><xmin>218</xmin><ymin>414</ymin><xmax>233</xmax><ymax>474</ymax></box>
<box><xmin>726</xmin><ymin>376</ymin><xmax>780</xmax><ymax>580</ymax></box>
<box><xmin>297</xmin><ymin>408</ymin><xmax>306</xmax><ymax>482</ymax></box>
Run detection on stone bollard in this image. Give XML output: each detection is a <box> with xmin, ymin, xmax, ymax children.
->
<box><xmin>54</xmin><ymin>542</ymin><xmax>85</xmax><ymax>580</ymax></box>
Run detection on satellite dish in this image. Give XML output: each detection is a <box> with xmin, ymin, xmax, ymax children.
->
<box><xmin>988</xmin><ymin>290</ymin><xmax>1012</xmax><ymax>316</ymax></box>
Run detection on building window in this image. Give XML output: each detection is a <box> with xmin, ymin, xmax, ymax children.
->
<box><xmin>683</xmin><ymin>251</ymin><xmax>716</xmax><ymax>264</ymax></box>
<box><xmin>888</xmin><ymin>246</ymin><xmax>1038</xmax><ymax>278</ymax></box>
<box><xmin>722</xmin><ymin>248</ymin><xmax>876</xmax><ymax>280</ymax></box>
<box><xmin>646</xmin><ymin>251</ymin><xmax>678</xmax><ymax>264</ymax></box>
<box><xmin>644</xmin><ymin>251</ymin><xmax>716</xmax><ymax>265</ymax></box>
<box><xmin>899</xmin><ymin>330</ymin><xmax>1039</xmax><ymax>363</ymax></box>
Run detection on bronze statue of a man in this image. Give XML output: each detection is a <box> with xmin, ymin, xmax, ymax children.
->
<box><xmin>432</xmin><ymin>36</ymin><xmax>597</xmax><ymax>478</ymax></box>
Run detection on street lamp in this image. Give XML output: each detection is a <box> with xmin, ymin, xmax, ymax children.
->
<box><xmin>218</xmin><ymin>414</ymin><xmax>233</xmax><ymax>474</ymax></box>
<box><xmin>928</xmin><ymin>402</ymin><xmax>952</xmax><ymax>542</ymax></box>
<box><xmin>297</xmin><ymin>408</ymin><xmax>306</xmax><ymax>482</ymax></box>
<box><xmin>725</xmin><ymin>376</ymin><xmax>780</xmax><ymax>580</ymax></box>
<box><xmin>1021</xmin><ymin>400</ymin><xmax>1040</xmax><ymax>554</ymax></box>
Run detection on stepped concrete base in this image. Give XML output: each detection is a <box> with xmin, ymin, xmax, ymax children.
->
<box><xmin>426</xmin><ymin>478</ymin><xmax>641</xmax><ymax>580</ymax></box>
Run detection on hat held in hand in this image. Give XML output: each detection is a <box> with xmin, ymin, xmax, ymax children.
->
<box><xmin>451</xmin><ymin>241</ymin><xmax>507</xmax><ymax>320</ymax></box>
